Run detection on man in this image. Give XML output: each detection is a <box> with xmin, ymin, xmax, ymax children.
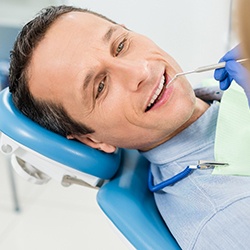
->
<box><xmin>9</xmin><ymin>5</ymin><xmax>250</xmax><ymax>249</ymax></box>
<box><xmin>10</xmin><ymin>5</ymin><xmax>208</xmax><ymax>152</ymax></box>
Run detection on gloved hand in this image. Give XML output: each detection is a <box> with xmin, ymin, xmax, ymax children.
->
<box><xmin>214</xmin><ymin>45</ymin><xmax>250</xmax><ymax>106</ymax></box>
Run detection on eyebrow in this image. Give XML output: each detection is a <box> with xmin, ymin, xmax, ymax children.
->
<box><xmin>82</xmin><ymin>71</ymin><xmax>95</xmax><ymax>109</ymax></box>
<box><xmin>83</xmin><ymin>70</ymin><xmax>94</xmax><ymax>91</ymax></box>
<box><xmin>102</xmin><ymin>26</ymin><xmax>118</xmax><ymax>43</ymax></box>
<box><xmin>82</xmin><ymin>26</ymin><xmax>119</xmax><ymax>103</ymax></box>
<box><xmin>83</xmin><ymin>26</ymin><xmax>118</xmax><ymax>91</ymax></box>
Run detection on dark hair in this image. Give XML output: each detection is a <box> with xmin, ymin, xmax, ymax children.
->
<box><xmin>9</xmin><ymin>5</ymin><xmax>115</xmax><ymax>137</ymax></box>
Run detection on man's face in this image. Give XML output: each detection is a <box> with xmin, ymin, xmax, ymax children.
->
<box><xmin>29</xmin><ymin>12</ymin><xmax>198</xmax><ymax>151</ymax></box>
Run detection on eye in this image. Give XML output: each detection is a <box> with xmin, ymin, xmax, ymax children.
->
<box><xmin>96</xmin><ymin>80</ymin><xmax>105</xmax><ymax>99</ymax></box>
<box><xmin>115</xmin><ymin>39</ymin><xmax>126</xmax><ymax>56</ymax></box>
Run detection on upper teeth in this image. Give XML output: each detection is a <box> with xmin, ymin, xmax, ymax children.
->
<box><xmin>147</xmin><ymin>75</ymin><xmax>165</xmax><ymax>109</ymax></box>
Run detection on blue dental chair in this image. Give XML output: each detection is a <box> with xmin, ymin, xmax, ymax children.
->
<box><xmin>0</xmin><ymin>88</ymin><xmax>180</xmax><ymax>250</ymax></box>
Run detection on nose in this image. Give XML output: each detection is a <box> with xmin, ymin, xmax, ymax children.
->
<box><xmin>109</xmin><ymin>58</ymin><xmax>150</xmax><ymax>91</ymax></box>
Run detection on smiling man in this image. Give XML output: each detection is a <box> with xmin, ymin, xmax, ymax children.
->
<box><xmin>10</xmin><ymin>6</ymin><xmax>208</xmax><ymax>152</ymax></box>
<box><xmin>9</xmin><ymin>5</ymin><xmax>250</xmax><ymax>250</ymax></box>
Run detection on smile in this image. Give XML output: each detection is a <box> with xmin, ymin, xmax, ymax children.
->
<box><xmin>145</xmin><ymin>74</ymin><xmax>166</xmax><ymax>112</ymax></box>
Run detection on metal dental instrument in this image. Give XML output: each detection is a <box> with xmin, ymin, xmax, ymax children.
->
<box><xmin>169</xmin><ymin>58</ymin><xmax>249</xmax><ymax>85</ymax></box>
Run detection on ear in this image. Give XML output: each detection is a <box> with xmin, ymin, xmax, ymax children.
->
<box><xmin>67</xmin><ymin>134</ymin><xmax>117</xmax><ymax>154</ymax></box>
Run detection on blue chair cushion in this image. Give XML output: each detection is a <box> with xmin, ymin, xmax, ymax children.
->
<box><xmin>0</xmin><ymin>88</ymin><xmax>121</xmax><ymax>179</ymax></box>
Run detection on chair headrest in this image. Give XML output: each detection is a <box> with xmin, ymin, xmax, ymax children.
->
<box><xmin>0</xmin><ymin>88</ymin><xmax>121</xmax><ymax>179</ymax></box>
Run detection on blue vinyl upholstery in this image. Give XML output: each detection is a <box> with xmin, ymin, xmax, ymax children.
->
<box><xmin>97</xmin><ymin>149</ymin><xmax>180</xmax><ymax>249</ymax></box>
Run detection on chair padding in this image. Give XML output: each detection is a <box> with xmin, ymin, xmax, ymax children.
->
<box><xmin>97</xmin><ymin>149</ymin><xmax>180</xmax><ymax>249</ymax></box>
<box><xmin>0</xmin><ymin>88</ymin><xmax>121</xmax><ymax>179</ymax></box>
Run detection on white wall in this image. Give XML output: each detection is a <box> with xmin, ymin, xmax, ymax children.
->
<box><xmin>0</xmin><ymin>0</ymin><xmax>238</xmax><ymax>85</ymax></box>
<box><xmin>0</xmin><ymin>0</ymin><xmax>64</xmax><ymax>27</ymax></box>
<box><xmin>67</xmin><ymin>0</ymin><xmax>236</xmax><ymax>86</ymax></box>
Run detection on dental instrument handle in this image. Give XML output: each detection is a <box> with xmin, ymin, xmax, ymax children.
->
<box><xmin>194</xmin><ymin>58</ymin><xmax>248</xmax><ymax>73</ymax></box>
<box><xmin>169</xmin><ymin>58</ymin><xmax>249</xmax><ymax>85</ymax></box>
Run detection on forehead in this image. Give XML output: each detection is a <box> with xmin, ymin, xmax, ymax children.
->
<box><xmin>33</xmin><ymin>11</ymin><xmax>119</xmax><ymax>64</ymax></box>
<box><xmin>29</xmin><ymin>11</ymin><xmax>115</xmax><ymax>97</ymax></box>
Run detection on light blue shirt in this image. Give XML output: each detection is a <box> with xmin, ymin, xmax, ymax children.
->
<box><xmin>141</xmin><ymin>102</ymin><xmax>250</xmax><ymax>250</ymax></box>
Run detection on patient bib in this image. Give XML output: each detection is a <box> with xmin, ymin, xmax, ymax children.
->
<box><xmin>213</xmin><ymin>82</ymin><xmax>250</xmax><ymax>175</ymax></box>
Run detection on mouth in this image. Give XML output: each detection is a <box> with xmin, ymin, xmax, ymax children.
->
<box><xmin>145</xmin><ymin>73</ymin><xmax>167</xmax><ymax>112</ymax></box>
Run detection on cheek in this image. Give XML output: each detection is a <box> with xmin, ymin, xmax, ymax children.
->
<box><xmin>99</xmin><ymin>86</ymin><xmax>132</xmax><ymax>121</ymax></box>
<box><xmin>95</xmin><ymin>99</ymin><xmax>128</xmax><ymax>130</ymax></box>
<box><xmin>93</xmin><ymin>96</ymin><xmax>137</xmax><ymax>141</ymax></box>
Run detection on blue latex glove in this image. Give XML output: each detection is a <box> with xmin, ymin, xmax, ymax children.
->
<box><xmin>214</xmin><ymin>45</ymin><xmax>250</xmax><ymax>106</ymax></box>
